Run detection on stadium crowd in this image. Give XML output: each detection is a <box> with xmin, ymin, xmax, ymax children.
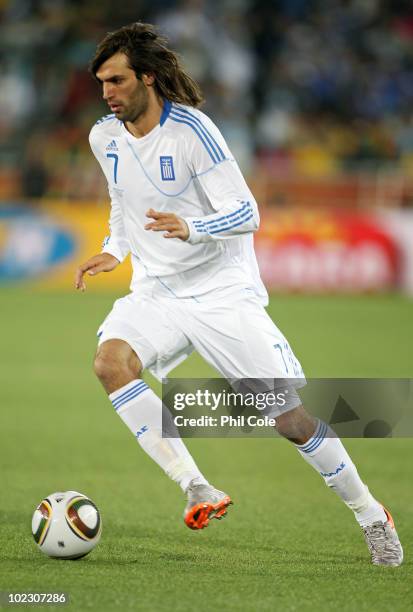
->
<box><xmin>0</xmin><ymin>0</ymin><xmax>412</xmax><ymax>198</ymax></box>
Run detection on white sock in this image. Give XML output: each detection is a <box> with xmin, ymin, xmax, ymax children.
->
<box><xmin>109</xmin><ymin>380</ymin><xmax>208</xmax><ymax>492</ymax></box>
<box><xmin>295</xmin><ymin>420</ymin><xmax>387</xmax><ymax>527</ymax></box>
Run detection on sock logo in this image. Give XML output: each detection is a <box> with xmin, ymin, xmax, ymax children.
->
<box><xmin>320</xmin><ymin>461</ymin><xmax>346</xmax><ymax>478</ymax></box>
<box><xmin>136</xmin><ymin>425</ymin><xmax>149</xmax><ymax>438</ymax></box>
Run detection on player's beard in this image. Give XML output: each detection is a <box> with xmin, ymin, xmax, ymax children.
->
<box><xmin>115</xmin><ymin>80</ymin><xmax>149</xmax><ymax>124</ymax></box>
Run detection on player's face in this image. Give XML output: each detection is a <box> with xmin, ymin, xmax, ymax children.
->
<box><xmin>96</xmin><ymin>52</ymin><xmax>149</xmax><ymax>123</ymax></box>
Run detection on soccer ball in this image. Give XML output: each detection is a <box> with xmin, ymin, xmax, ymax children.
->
<box><xmin>31</xmin><ymin>491</ymin><xmax>102</xmax><ymax>559</ymax></box>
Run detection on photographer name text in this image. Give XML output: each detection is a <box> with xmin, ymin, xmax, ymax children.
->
<box><xmin>173</xmin><ymin>415</ymin><xmax>277</xmax><ymax>427</ymax></box>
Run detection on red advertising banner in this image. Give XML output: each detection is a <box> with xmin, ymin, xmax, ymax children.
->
<box><xmin>255</xmin><ymin>210</ymin><xmax>399</xmax><ymax>292</ymax></box>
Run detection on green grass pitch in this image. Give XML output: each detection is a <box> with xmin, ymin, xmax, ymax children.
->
<box><xmin>1</xmin><ymin>288</ymin><xmax>412</xmax><ymax>611</ymax></box>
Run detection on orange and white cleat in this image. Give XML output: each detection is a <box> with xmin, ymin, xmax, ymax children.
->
<box><xmin>184</xmin><ymin>483</ymin><xmax>233</xmax><ymax>530</ymax></box>
<box><xmin>362</xmin><ymin>506</ymin><xmax>403</xmax><ymax>566</ymax></box>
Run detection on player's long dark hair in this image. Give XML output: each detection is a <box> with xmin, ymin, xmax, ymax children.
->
<box><xmin>90</xmin><ymin>22</ymin><xmax>204</xmax><ymax>107</ymax></box>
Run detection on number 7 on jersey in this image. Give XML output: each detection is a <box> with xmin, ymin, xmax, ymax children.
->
<box><xmin>106</xmin><ymin>153</ymin><xmax>118</xmax><ymax>184</ymax></box>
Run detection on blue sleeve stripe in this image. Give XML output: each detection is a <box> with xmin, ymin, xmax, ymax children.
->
<box><xmin>169</xmin><ymin>113</ymin><xmax>218</xmax><ymax>163</ymax></box>
<box><xmin>193</xmin><ymin>201</ymin><xmax>252</xmax><ymax>228</ymax></box>
<box><xmin>194</xmin><ymin>208</ymin><xmax>254</xmax><ymax>234</ymax></box>
<box><xmin>201</xmin><ymin>208</ymin><xmax>253</xmax><ymax>231</ymax></box>
<box><xmin>197</xmin><ymin>207</ymin><xmax>253</xmax><ymax>232</ymax></box>
<box><xmin>198</xmin><ymin>202</ymin><xmax>252</xmax><ymax>226</ymax></box>
<box><xmin>209</xmin><ymin>213</ymin><xmax>254</xmax><ymax>234</ymax></box>
<box><xmin>173</xmin><ymin>106</ymin><xmax>226</xmax><ymax>162</ymax></box>
<box><xmin>94</xmin><ymin>113</ymin><xmax>116</xmax><ymax>126</ymax></box>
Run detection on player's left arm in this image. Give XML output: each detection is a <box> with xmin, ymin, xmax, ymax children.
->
<box><xmin>145</xmin><ymin>166</ymin><xmax>259</xmax><ymax>244</ymax></box>
<box><xmin>145</xmin><ymin>114</ymin><xmax>259</xmax><ymax>243</ymax></box>
<box><xmin>145</xmin><ymin>162</ymin><xmax>259</xmax><ymax>243</ymax></box>
<box><xmin>183</xmin><ymin>160</ymin><xmax>259</xmax><ymax>244</ymax></box>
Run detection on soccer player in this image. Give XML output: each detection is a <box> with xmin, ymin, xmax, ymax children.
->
<box><xmin>75</xmin><ymin>22</ymin><xmax>402</xmax><ymax>566</ymax></box>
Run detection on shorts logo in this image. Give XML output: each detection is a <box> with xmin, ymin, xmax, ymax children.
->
<box><xmin>160</xmin><ymin>156</ymin><xmax>175</xmax><ymax>181</ymax></box>
<box><xmin>136</xmin><ymin>425</ymin><xmax>149</xmax><ymax>438</ymax></box>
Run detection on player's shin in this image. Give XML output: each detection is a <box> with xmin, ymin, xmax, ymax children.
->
<box><xmin>109</xmin><ymin>379</ymin><xmax>208</xmax><ymax>491</ymax></box>
<box><xmin>295</xmin><ymin>419</ymin><xmax>386</xmax><ymax>526</ymax></box>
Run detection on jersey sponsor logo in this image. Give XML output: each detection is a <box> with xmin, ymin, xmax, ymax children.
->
<box><xmin>160</xmin><ymin>156</ymin><xmax>175</xmax><ymax>181</ymax></box>
<box><xmin>105</xmin><ymin>139</ymin><xmax>118</xmax><ymax>151</ymax></box>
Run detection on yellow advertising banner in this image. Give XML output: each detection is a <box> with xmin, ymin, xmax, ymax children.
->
<box><xmin>0</xmin><ymin>201</ymin><xmax>132</xmax><ymax>291</ymax></box>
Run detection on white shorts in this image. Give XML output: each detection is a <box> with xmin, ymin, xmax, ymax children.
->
<box><xmin>97</xmin><ymin>287</ymin><xmax>305</xmax><ymax>415</ymax></box>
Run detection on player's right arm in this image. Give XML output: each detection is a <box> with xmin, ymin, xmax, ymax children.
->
<box><xmin>89</xmin><ymin>124</ymin><xmax>131</xmax><ymax>260</ymax></box>
<box><xmin>75</xmin><ymin>252</ymin><xmax>120</xmax><ymax>291</ymax></box>
<box><xmin>75</xmin><ymin>123</ymin><xmax>131</xmax><ymax>291</ymax></box>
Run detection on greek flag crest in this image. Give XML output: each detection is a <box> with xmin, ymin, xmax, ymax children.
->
<box><xmin>160</xmin><ymin>156</ymin><xmax>175</xmax><ymax>181</ymax></box>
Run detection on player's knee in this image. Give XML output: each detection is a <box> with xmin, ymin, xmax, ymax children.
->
<box><xmin>94</xmin><ymin>352</ymin><xmax>121</xmax><ymax>385</ymax></box>
<box><xmin>93</xmin><ymin>340</ymin><xmax>142</xmax><ymax>386</ymax></box>
<box><xmin>275</xmin><ymin>405</ymin><xmax>317</xmax><ymax>444</ymax></box>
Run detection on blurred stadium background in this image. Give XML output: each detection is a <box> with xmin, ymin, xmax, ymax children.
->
<box><xmin>1</xmin><ymin>3</ymin><xmax>413</xmax><ymax>609</ymax></box>
<box><xmin>1</xmin><ymin>0</ymin><xmax>413</xmax><ymax>294</ymax></box>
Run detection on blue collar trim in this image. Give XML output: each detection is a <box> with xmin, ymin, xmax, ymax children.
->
<box><xmin>160</xmin><ymin>99</ymin><xmax>172</xmax><ymax>126</ymax></box>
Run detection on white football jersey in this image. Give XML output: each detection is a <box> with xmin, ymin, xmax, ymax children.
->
<box><xmin>89</xmin><ymin>100</ymin><xmax>268</xmax><ymax>303</ymax></box>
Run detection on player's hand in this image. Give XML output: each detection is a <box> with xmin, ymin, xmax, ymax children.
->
<box><xmin>144</xmin><ymin>208</ymin><xmax>189</xmax><ymax>241</ymax></box>
<box><xmin>74</xmin><ymin>253</ymin><xmax>120</xmax><ymax>291</ymax></box>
